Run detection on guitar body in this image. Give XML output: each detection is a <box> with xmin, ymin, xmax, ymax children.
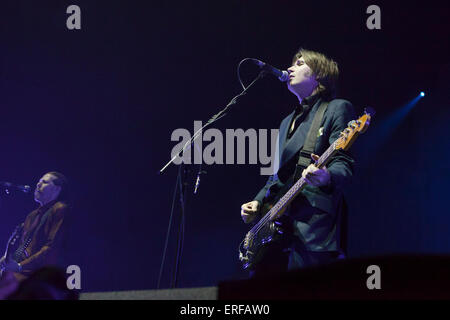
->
<box><xmin>0</xmin><ymin>224</ymin><xmax>23</xmax><ymax>277</ymax></box>
<box><xmin>239</xmin><ymin>186</ymin><xmax>294</xmax><ymax>270</ymax></box>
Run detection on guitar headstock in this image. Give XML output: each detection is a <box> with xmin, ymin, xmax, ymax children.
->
<box><xmin>335</xmin><ymin>108</ymin><xmax>374</xmax><ymax>151</ymax></box>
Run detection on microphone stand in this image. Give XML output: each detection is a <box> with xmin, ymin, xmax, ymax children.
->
<box><xmin>157</xmin><ymin>71</ymin><xmax>265</xmax><ymax>289</ymax></box>
<box><xmin>0</xmin><ymin>182</ymin><xmax>31</xmax><ymax>210</ymax></box>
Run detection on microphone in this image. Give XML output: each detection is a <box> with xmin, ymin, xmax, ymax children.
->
<box><xmin>251</xmin><ymin>59</ymin><xmax>289</xmax><ymax>82</ymax></box>
<box><xmin>0</xmin><ymin>181</ymin><xmax>32</xmax><ymax>193</ymax></box>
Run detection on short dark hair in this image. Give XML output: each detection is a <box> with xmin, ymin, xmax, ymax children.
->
<box><xmin>47</xmin><ymin>171</ymin><xmax>69</xmax><ymax>203</ymax></box>
<box><xmin>292</xmin><ymin>48</ymin><xmax>339</xmax><ymax>99</ymax></box>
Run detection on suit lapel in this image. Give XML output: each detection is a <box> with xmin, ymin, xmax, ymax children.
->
<box><xmin>279</xmin><ymin>98</ymin><xmax>323</xmax><ymax>167</ymax></box>
<box><xmin>278</xmin><ymin>111</ymin><xmax>294</xmax><ymax>167</ymax></box>
<box><xmin>280</xmin><ymin>120</ymin><xmax>308</xmax><ymax>166</ymax></box>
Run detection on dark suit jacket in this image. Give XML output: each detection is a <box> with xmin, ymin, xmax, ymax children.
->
<box><xmin>254</xmin><ymin>97</ymin><xmax>355</xmax><ymax>255</ymax></box>
<box><xmin>14</xmin><ymin>200</ymin><xmax>68</xmax><ymax>280</ymax></box>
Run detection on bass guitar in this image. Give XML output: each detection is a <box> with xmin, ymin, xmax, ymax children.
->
<box><xmin>0</xmin><ymin>223</ymin><xmax>24</xmax><ymax>277</ymax></box>
<box><xmin>239</xmin><ymin>108</ymin><xmax>373</xmax><ymax>270</ymax></box>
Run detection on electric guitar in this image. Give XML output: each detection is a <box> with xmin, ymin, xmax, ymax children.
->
<box><xmin>0</xmin><ymin>223</ymin><xmax>24</xmax><ymax>277</ymax></box>
<box><xmin>239</xmin><ymin>108</ymin><xmax>373</xmax><ymax>270</ymax></box>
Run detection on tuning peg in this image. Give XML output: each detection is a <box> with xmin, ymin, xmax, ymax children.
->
<box><xmin>348</xmin><ymin>120</ymin><xmax>360</xmax><ymax>129</ymax></box>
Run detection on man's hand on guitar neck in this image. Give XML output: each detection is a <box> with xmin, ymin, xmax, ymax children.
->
<box><xmin>302</xmin><ymin>153</ymin><xmax>331</xmax><ymax>187</ymax></box>
<box><xmin>241</xmin><ymin>200</ymin><xmax>260</xmax><ymax>224</ymax></box>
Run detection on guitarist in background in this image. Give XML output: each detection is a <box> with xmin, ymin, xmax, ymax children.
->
<box><xmin>241</xmin><ymin>48</ymin><xmax>356</xmax><ymax>276</ymax></box>
<box><xmin>0</xmin><ymin>172</ymin><xmax>69</xmax><ymax>282</ymax></box>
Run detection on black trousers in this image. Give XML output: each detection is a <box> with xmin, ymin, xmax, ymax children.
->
<box><xmin>249</xmin><ymin>242</ymin><xmax>340</xmax><ymax>278</ymax></box>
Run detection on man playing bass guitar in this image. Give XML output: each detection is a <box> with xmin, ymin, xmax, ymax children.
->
<box><xmin>0</xmin><ymin>172</ymin><xmax>69</xmax><ymax>282</ymax></box>
<box><xmin>241</xmin><ymin>48</ymin><xmax>356</xmax><ymax>277</ymax></box>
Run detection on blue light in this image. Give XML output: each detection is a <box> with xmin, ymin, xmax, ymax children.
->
<box><xmin>420</xmin><ymin>91</ymin><xmax>425</xmax><ymax>97</ymax></box>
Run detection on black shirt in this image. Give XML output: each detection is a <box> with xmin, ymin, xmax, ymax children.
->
<box><xmin>287</xmin><ymin>94</ymin><xmax>320</xmax><ymax>139</ymax></box>
<box><xmin>279</xmin><ymin>94</ymin><xmax>322</xmax><ymax>183</ymax></box>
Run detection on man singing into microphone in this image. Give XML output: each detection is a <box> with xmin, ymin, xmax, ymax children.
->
<box><xmin>240</xmin><ymin>48</ymin><xmax>355</xmax><ymax>276</ymax></box>
<box><xmin>0</xmin><ymin>172</ymin><xmax>69</xmax><ymax>282</ymax></box>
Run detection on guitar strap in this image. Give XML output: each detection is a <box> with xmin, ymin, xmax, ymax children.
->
<box><xmin>294</xmin><ymin>100</ymin><xmax>329</xmax><ymax>181</ymax></box>
<box><xmin>292</xmin><ymin>100</ymin><xmax>349</xmax><ymax>257</ymax></box>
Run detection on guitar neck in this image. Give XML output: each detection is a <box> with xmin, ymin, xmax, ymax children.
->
<box><xmin>251</xmin><ymin>140</ymin><xmax>338</xmax><ymax>233</ymax></box>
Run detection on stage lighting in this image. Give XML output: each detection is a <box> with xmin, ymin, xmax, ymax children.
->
<box><xmin>420</xmin><ymin>91</ymin><xmax>425</xmax><ymax>97</ymax></box>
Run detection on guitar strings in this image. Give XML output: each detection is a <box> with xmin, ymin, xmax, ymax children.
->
<box><xmin>246</xmin><ymin>139</ymin><xmax>339</xmax><ymax>241</ymax></box>
<box><xmin>249</xmin><ymin>176</ymin><xmax>305</xmax><ymax>238</ymax></box>
<box><xmin>244</xmin><ymin>117</ymin><xmax>367</xmax><ymax>246</ymax></box>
